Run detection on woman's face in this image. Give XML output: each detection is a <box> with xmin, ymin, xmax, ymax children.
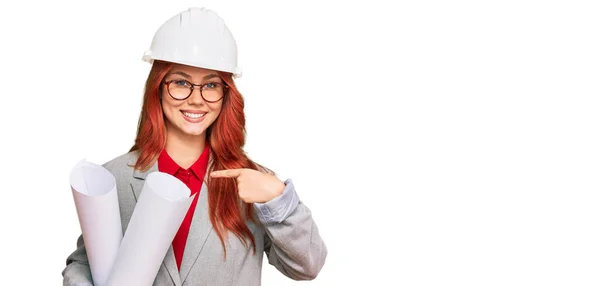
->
<box><xmin>161</xmin><ymin>64</ymin><xmax>224</xmax><ymax>137</ymax></box>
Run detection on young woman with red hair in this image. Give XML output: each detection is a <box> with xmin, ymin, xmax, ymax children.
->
<box><xmin>62</xmin><ymin>7</ymin><xmax>327</xmax><ymax>286</ymax></box>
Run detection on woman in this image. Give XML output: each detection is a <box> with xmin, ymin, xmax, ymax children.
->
<box><xmin>62</xmin><ymin>7</ymin><xmax>327</xmax><ymax>286</ymax></box>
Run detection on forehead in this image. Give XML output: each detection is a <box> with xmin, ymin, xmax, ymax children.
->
<box><xmin>167</xmin><ymin>63</ymin><xmax>218</xmax><ymax>78</ymax></box>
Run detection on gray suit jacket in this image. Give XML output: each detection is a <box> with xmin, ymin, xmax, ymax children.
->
<box><xmin>62</xmin><ymin>151</ymin><xmax>327</xmax><ymax>285</ymax></box>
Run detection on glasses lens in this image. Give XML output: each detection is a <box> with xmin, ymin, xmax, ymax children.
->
<box><xmin>202</xmin><ymin>83</ymin><xmax>225</xmax><ymax>102</ymax></box>
<box><xmin>168</xmin><ymin>80</ymin><xmax>192</xmax><ymax>99</ymax></box>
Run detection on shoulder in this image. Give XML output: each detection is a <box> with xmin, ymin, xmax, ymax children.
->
<box><xmin>102</xmin><ymin>150</ymin><xmax>140</xmax><ymax>175</ymax></box>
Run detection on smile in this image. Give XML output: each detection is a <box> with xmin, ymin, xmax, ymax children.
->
<box><xmin>181</xmin><ymin>111</ymin><xmax>206</xmax><ymax>119</ymax></box>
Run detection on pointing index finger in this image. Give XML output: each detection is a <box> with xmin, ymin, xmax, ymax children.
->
<box><xmin>210</xmin><ymin>169</ymin><xmax>244</xmax><ymax>178</ymax></box>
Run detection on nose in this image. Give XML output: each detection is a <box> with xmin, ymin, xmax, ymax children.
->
<box><xmin>187</xmin><ymin>86</ymin><xmax>205</xmax><ymax>105</ymax></box>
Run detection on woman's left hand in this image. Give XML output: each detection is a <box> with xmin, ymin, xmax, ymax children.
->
<box><xmin>210</xmin><ymin>168</ymin><xmax>285</xmax><ymax>203</ymax></box>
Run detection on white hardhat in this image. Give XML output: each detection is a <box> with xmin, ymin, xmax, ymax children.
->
<box><xmin>142</xmin><ymin>7</ymin><xmax>241</xmax><ymax>78</ymax></box>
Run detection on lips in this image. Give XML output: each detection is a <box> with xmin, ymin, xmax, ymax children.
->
<box><xmin>180</xmin><ymin>110</ymin><xmax>208</xmax><ymax>123</ymax></box>
<box><xmin>181</xmin><ymin>111</ymin><xmax>205</xmax><ymax>119</ymax></box>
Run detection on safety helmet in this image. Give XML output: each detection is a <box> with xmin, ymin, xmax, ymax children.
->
<box><xmin>142</xmin><ymin>7</ymin><xmax>242</xmax><ymax>78</ymax></box>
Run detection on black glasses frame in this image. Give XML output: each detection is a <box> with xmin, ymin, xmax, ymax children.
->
<box><xmin>163</xmin><ymin>79</ymin><xmax>229</xmax><ymax>102</ymax></box>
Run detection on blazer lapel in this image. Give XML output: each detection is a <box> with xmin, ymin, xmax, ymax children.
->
<box><xmin>129</xmin><ymin>161</ymin><xmax>182</xmax><ymax>286</ymax></box>
<box><xmin>162</xmin><ymin>247</ymin><xmax>182</xmax><ymax>286</ymax></box>
<box><xmin>131</xmin><ymin>162</ymin><xmax>157</xmax><ymax>201</ymax></box>
<box><xmin>180</xmin><ymin>180</ymin><xmax>213</xmax><ymax>284</ymax></box>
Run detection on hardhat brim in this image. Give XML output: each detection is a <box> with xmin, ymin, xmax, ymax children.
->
<box><xmin>142</xmin><ymin>53</ymin><xmax>242</xmax><ymax>79</ymax></box>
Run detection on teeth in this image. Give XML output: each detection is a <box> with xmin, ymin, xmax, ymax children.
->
<box><xmin>183</xmin><ymin>112</ymin><xmax>205</xmax><ymax>119</ymax></box>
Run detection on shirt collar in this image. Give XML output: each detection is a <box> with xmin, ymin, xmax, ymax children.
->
<box><xmin>158</xmin><ymin>144</ymin><xmax>211</xmax><ymax>179</ymax></box>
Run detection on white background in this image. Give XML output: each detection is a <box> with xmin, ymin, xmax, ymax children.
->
<box><xmin>0</xmin><ymin>0</ymin><xmax>599</xmax><ymax>285</ymax></box>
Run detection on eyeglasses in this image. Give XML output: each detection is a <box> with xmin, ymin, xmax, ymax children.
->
<box><xmin>163</xmin><ymin>79</ymin><xmax>228</xmax><ymax>102</ymax></box>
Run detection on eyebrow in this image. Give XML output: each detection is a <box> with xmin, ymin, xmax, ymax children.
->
<box><xmin>168</xmin><ymin>71</ymin><xmax>221</xmax><ymax>81</ymax></box>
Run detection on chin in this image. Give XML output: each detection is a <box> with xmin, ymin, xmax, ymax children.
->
<box><xmin>183</xmin><ymin>130</ymin><xmax>205</xmax><ymax>136</ymax></box>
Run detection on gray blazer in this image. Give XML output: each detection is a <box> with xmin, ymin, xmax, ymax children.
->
<box><xmin>62</xmin><ymin>151</ymin><xmax>327</xmax><ymax>285</ymax></box>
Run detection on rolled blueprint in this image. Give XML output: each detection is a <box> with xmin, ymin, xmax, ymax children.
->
<box><xmin>107</xmin><ymin>171</ymin><xmax>194</xmax><ymax>286</ymax></box>
<box><xmin>70</xmin><ymin>160</ymin><xmax>122</xmax><ymax>286</ymax></box>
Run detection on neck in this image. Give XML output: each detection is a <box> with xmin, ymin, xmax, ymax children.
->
<box><xmin>165</xmin><ymin>125</ymin><xmax>206</xmax><ymax>169</ymax></box>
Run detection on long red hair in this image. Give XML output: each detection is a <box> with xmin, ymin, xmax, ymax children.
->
<box><xmin>129</xmin><ymin>60</ymin><xmax>267</xmax><ymax>255</ymax></box>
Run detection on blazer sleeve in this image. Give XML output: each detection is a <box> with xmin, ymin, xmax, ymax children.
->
<box><xmin>62</xmin><ymin>234</ymin><xmax>94</xmax><ymax>286</ymax></box>
<box><xmin>254</xmin><ymin>179</ymin><xmax>328</xmax><ymax>280</ymax></box>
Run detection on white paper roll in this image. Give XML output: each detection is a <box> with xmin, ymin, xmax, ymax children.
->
<box><xmin>107</xmin><ymin>171</ymin><xmax>194</xmax><ymax>286</ymax></box>
<box><xmin>70</xmin><ymin>160</ymin><xmax>122</xmax><ymax>286</ymax></box>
